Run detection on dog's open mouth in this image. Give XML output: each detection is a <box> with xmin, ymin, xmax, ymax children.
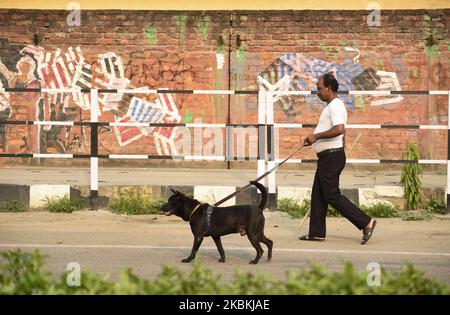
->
<box><xmin>164</xmin><ymin>210</ymin><xmax>174</xmax><ymax>216</ymax></box>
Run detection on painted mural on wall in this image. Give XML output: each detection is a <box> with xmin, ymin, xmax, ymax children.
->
<box><xmin>257</xmin><ymin>48</ymin><xmax>403</xmax><ymax>116</ymax></box>
<box><xmin>0</xmin><ymin>38</ymin><xmax>405</xmax><ymax>156</ymax></box>
<box><xmin>0</xmin><ymin>40</ymin><xmax>181</xmax><ymax>155</ymax></box>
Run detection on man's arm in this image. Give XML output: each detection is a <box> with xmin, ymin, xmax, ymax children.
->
<box><xmin>304</xmin><ymin>124</ymin><xmax>345</xmax><ymax>146</ymax></box>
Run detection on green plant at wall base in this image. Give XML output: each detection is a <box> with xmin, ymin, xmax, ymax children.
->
<box><xmin>400</xmin><ymin>143</ymin><xmax>422</xmax><ymax>210</ymax></box>
<box><xmin>43</xmin><ymin>194</ymin><xmax>85</xmax><ymax>213</ymax></box>
<box><xmin>0</xmin><ymin>200</ymin><xmax>26</xmax><ymax>212</ymax></box>
<box><xmin>425</xmin><ymin>196</ymin><xmax>447</xmax><ymax>214</ymax></box>
<box><xmin>277</xmin><ymin>198</ymin><xmax>310</xmax><ymax>218</ymax></box>
<box><xmin>108</xmin><ymin>188</ymin><xmax>166</xmax><ymax>215</ymax></box>
<box><xmin>362</xmin><ymin>203</ymin><xmax>400</xmax><ymax>218</ymax></box>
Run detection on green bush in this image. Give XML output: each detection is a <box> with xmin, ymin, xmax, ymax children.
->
<box><xmin>108</xmin><ymin>188</ymin><xmax>166</xmax><ymax>215</ymax></box>
<box><xmin>43</xmin><ymin>194</ymin><xmax>85</xmax><ymax>213</ymax></box>
<box><xmin>362</xmin><ymin>203</ymin><xmax>400</xmax><ymax>218</ymax></box>
<box><xmin>0</xmin><ymin>249</ymin><xmax>52</xmax><ymax>294</ymax></box>
<box><xmin>0</xmin><ymin>249</ymin><xmax>449</xmax><ymax>295</ymax></box>
<box><xmin>277</xmin><ymin>198</ymin><xmax>310</xmax><ymax>218</ymax></box>
<box><xmin>425</xmin><ymin>196</ymin><xmax>447</xmax><ymax>214</ymax></box>
<box><xmin>278</xmin><ymin>198</ymin><xmax>401</xmax><ymax>219</ymax></box>
<box><xmin>400</xmin><ymin>143</ymin><xmax>422</xmax><ymax>210</ymax></box>
<box><xmin>0</xmin><ymin>200</ymin><xmax>26</xmax><ymax>212</ymax></box>
<box><xmin>277</xmin><ymin>198</ymin><xmax>341</xmax><ymax>218</ymax></box>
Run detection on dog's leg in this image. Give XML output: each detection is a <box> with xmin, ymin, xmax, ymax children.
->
<box><xmin>182</xmin><ymin>236</ymin><xmax>204</xmax><ymax>263</ymax></box>
<box><xmin>247</xmin><ymin>234</ymin><xmax>264</xmax><ymax>264</ymax></box>
<box><xmin>260</xmin><ymin>235</ymin><xmax>273</xmax><ymax>261</ymax></box>
<box><xmin>212</xmin><ymin>236</ymin><xmax>225</xmax><ymax>263</ymax></box>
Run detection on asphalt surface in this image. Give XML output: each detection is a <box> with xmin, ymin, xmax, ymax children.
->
<box><xmin>0</xmin><ymin>210</ymin><xmax>449</xmax><ymax>285</ymax></box>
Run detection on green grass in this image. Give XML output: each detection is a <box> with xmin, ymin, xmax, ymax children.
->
<box><xmin>424</xmin><ymin>196</ymin><xmax>447</xmax><ymax>215</ymax></box>
<box><xmin>362</xmin><ymin>203</ymin><xmax>400</xmax><ymax>218</ymax></box>
<box><xmin>108</xmin><ymin>188</ymin><xmax>166</xmax><ymax>215</ymax></box>
<box><xmin>1</xmin><ymin>249</ymin><xmax>449</xmax><ymax>294</ymax></box>
<box><xmin>0</xmin><ymin>200</ymin><xmax>26</xmax><ymax>212</ymax></box>
<box><xmin>277</xmin><ymin>198</ymin><xmax>310</xmax><ymax>218</ymax></box>
<box><xmin>277</xmin><ymin>198</ymin><xmax>400</xmax><ymax>218</ymax></box>
<box><xmin>43</xmin><ymin>194</ymin><xmax>85</xmax><ymax>213</ymax></box>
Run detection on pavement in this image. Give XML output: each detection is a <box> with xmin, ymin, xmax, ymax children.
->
<box><xmin>0</xmin><ymin>165</ymin><xmax>446</xmax><ymax>188</ymax></box>
<box><xmin>0</xmin><ymin>210</ymin><xmax>449</xmax><ymax>284</ymax></box>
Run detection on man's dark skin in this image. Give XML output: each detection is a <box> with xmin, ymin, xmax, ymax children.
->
<box><xmin>303</xmin><ymin>76</ymin><xmax>375</xmax><ymax>232</ymax></box>
<box><xmin>304</xmin><ymin>77</ymin><xmax>345</xmax><ymax>147</ymax></box>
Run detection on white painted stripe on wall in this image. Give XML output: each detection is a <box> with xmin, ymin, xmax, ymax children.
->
<box><xmin>274</xmin><ymin>124</ymin><xmax>303</xmax><ymax>128</ymax></box>
<box><xmin>118</xmin><ymin>89</ymin><xmax>158</xmax><ymax>94</ymax></box>
<box><xmin>418</xmin><ymin>160</ymin><xmax>447</xmax><ymax>164</ymax></box>
<box><xmin>41</xmin><ymin>88</ymin><xmax>81</xmax><ymax>93</ymax></box>
<box><xmin>34</xmin><ymin>154</ymin><xmax>73</xmax><ymax>158</ymax></box>
<box><xmin>33</xmin><ymin>121</ymin><xmax>74</xmax><ymax>126</ymax></box>
<box><xmin>430</xmin><ymin>91</ymin><xmax>449</xmax><ymax>95</ymax></box>
<box><xmin>420</xmin><ymin>125</ymin><xmax>447</xmax><ymax>130</ymax></box>
<box><xmin>271</xmin><ymin>91</ymin><xmax>311</xmax><ymax>95</ymax></box>
<box><xmin>349</xmin><ymin>90</ymin><xmax>391</xmax><ymax>95</ymax></box>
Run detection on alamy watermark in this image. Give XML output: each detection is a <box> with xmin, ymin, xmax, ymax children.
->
<box><xmin>66</xmin><ymin>262</ymin><xmax>81</xmax><ymax>287</ymax></box>
<box><xmin>366</xmin><ymin>2</ymin><xmax>381</xmax><ymax>27</ymax></box>
<box><xmin>66</xmin><ymin>2</ymin><xmax>81</xmax><ymax>27</ymax></box>
<box><xmin>366</xmin><ymin>262</ymin><xmax>381</xmax><ymax>287</ymax></box>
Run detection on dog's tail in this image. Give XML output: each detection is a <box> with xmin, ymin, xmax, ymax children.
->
<box><xmin>250</xmin><ymin>180</ymin><xmax>268</xmax><ymax>211</ymax></box>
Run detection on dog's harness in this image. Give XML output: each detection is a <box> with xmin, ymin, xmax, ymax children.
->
<box><xmin>188</xmin><ymin>203</ymin><xmax>215</xmax><ymax>235</ymax></box>
<box><xmin>206</xmin><ymin>205</ymin><xmax>214</xmax><ymax>235</ymax></box>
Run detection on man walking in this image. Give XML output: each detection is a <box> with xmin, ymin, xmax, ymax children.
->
<box><xmin>299</xmin><ymin>73</ymin><xmax>376</xmax><ymax>244</ymax></box>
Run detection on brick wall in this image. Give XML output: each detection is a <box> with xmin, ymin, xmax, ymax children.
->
<box><xmin>0</xmin><ymin>9</ymin><xmax>448</xmax><ymax>166</ymax></box>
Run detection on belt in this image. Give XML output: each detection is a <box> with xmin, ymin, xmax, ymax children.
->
<box><xmin>317</xmin><ymin>147</ymin><xmax>344</xmax><ymax>158</ymax></box>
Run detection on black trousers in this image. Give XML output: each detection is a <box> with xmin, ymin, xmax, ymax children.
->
<box><xmin>309</xmin><ymin>149</ymin><xmax>371</xmax><ymax>238</ymax></box>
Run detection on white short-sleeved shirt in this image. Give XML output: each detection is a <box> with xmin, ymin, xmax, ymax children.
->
<box><xmin>311</xmin><ymin>97</ymin><xmax>347</xmax><ymax>153</ymax></box>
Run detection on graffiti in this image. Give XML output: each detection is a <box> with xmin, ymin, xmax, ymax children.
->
<box><xmin>0</xmin><ymin>41</ymin><xmax>183</xmax><ymax>154</ymax></box>
<box><xmin>196</xmin><ymin>16</ymin><xmax>210</xmax><ymax>42</ymax></box>
<box><xmin>113</xmin><ymin>92</ymin><xmax>180</xmax><ymax>154</ymax></box>
<box><xmin>57</xmin><ymin>126</ymin><xmax>82</xmax><ymax>152</ymax></box>
<box><xmin>257</xmin><ymin>48</ymin><xmax>403</xmax><ymax>115</ymax></box>
<box><xmin>124</xmin><ymin>49</ymin><xmax>195</xmax><ymax>88</ymax></box>
<box><xmin>175</xmin><ymin>15</ymin><xmax>187</xmax><ymax>51</ymax></box>
<box><xmin>143</xmin><ymin>26</ymin><xmax>157</xmax><ymax>45</ymax></box>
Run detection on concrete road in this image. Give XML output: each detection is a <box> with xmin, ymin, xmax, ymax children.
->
<box><xmin>0</xmin><ymin>210</ymin><xmax>449</xmax><ymax>285</ymax></box>
<box><xmin>0</xmin><ymin>166</ymin><xmax>446</xmax><ymax>188</ymax></box>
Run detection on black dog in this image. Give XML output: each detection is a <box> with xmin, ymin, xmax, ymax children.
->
<box><xmin>162</xmin><ymin>181</ymin><xmax>273</xmax><ymax>264</ymax></box>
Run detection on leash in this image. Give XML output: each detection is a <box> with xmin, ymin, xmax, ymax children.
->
<box><xmin>214</xmin><ymin>144</ymin><xmax>306</xmax><ymax>207</ymax></box>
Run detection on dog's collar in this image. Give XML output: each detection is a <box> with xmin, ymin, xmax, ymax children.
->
<box><xmin>188</xmin><ymin>203</ymin><xmax>203</xmax><ymax>220</ymax></box>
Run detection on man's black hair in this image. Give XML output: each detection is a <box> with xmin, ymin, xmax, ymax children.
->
<box><xmin>322</xmin><ymin>73</ymin><xmax>339</xmax><ymax>92</ymax></box>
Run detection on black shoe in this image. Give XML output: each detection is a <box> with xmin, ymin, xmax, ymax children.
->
<box><xmin>361</xmin><ymin>220</ymin><xmax>377</xmax><ymax>245</ymax></box>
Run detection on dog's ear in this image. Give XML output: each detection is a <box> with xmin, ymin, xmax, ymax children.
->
<box><xmin>170</xmin><ymin>188</ymin><xmax>178</xmax><ymax>194</ymax></box>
